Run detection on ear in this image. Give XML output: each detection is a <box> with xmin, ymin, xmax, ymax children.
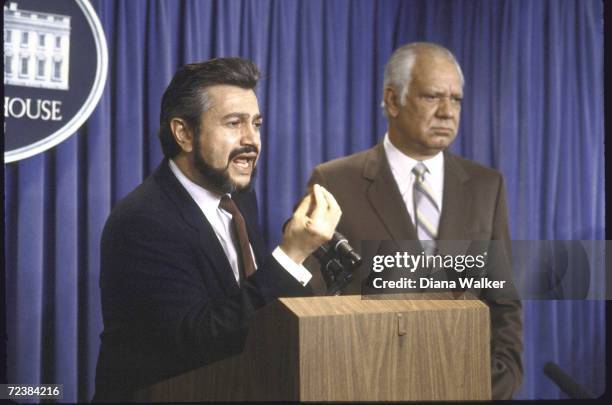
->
<box><xmin>384</xmin><ymin>88</ymin><xmax>400</xmax><ymax>118</ymax></box>
<box><xmin>170</xmin><ymin>118</ymin><xmax>194</xmax><ymax>153</ymax></box>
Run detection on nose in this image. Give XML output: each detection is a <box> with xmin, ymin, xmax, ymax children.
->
<box><xmin>436</xmin><ymin>97</ymin><xmax>455</xmax><ymax>119</ymax></box>
<box><xmin>241</xmin><ymin>122</ymin><xmax>260</xmax><ymax>148</ymax></box>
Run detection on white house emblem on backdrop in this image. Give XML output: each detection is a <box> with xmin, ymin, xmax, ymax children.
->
<box><xmin>4</xmin><ymin>2</ymin><xmax>71</xmax><ymax>90</ymax></box>
<box><xmin>4</xmin><ymin>0</ymin><xmax>108</xmax><ymax>163</ymax></box>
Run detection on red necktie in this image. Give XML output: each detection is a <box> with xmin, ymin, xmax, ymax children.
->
<box><xmin>219</xmin><ymin>195</ymin><xmax>256</xmax><ymax>279</ymax></box>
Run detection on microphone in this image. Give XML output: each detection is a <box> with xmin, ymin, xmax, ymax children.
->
<box><xmin>543</xmin><ymin>362</ymin><xmax>593</xmax><ymax>399</ymax></box>
<box><xmin>314</xmin><ymin>232</ymin><xmax>361</xmax><ymax>295</ymax></box>
<box><xmin>282</xmin><ymin>216</ymin><xmax>361</xmax><ymax>294</ymax></box>
<box><xmin>330</xmin><ymin>232</ymin><xmax>362</xmax><ymax>267</ymax></box>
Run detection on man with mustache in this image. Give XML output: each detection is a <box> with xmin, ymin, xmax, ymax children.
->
<box><xmin>305</xmin><ymin>43</ymin><xmax>522</xmax><ymax>399</ymax></box>
<box><xmin>94</xmin><ymin>58</ymin><xmax>341</xmax><ymax>401</ymax></box>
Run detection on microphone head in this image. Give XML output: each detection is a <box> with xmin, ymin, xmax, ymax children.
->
<box><xmin>332</xmin><ymin>232</ymin><xmax>362</xmax><ymax>266</ymax></box>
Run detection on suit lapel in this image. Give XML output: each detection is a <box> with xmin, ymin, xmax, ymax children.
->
<box><xmin>364</xmin><ymin>143</ymin><xmax>418</xmax><ymax>241</ymax></box>
<box><xmin>363</xmin><ymin>146</ymin><xmax>474</xmax><ymax>243</ymax></box>
<box><xmin>153</xmin><ymin>161</ymin><xmax>241</xmax><ymax>294</ymax></box>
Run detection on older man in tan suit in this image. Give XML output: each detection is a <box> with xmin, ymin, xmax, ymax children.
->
<box><xmin>306</xmin><ymin>43</ymin><xmax>523</xmax><ymax>399</ymax></box>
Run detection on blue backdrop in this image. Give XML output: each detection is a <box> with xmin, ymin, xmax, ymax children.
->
<box><xmin>4</xmin><ymin>0</ymin><xmax>605</xmax><ymax>401</ymax></box>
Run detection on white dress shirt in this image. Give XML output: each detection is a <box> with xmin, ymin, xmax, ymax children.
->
<box><xmin>383</xmin><ymin>133</ymin><xmax>444</xmax><ymax>226</ymax></box>
<box><xmin>169</xmin><ymin>159</ymin><xmax>312</xmax><ymax>285</ymax></box>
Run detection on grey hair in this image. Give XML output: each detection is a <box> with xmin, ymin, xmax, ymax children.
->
<box><xmin>380</xmin><ymin>42</ymin><xmax>464</xmax><ymax>117</ymax></box>
<box><xmin>198</xmin><ymin>89</ymin><xmax>214</xmax><ymax>116</ymax></box>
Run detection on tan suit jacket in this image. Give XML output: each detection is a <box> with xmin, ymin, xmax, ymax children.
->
<box><xmin>306</xmin><ymin>142</ymin><xmax>523</xmax><ymax>400</ymax></box>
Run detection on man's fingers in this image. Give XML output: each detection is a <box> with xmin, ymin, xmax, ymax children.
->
<box><xmin>302</xmin><ymin>185</ymin><xmax>341</xmax><ymax>241</ymax></box>
<box><xmin>311</xmin><ymin>186</ymin><xmax>341</xmax><ymax>222</ymax></box>
<box><xmin>320</xmin><ymin>186</ymin><xmax>341</xmax><ymax>214</ymax></box>
<box><xmin>293</xmin><ymin>193</ymin><xmax>312</xmax><ymax>218</ymax></box>
<box><xmin>282</xmin><ymin>185</ymin><xmax>343</xmax><ymax>261</ymax></box>
<box><xmin>309</xmin><ymin>184</ymin><xmax>327</xmax><ymax>220</ymax></box>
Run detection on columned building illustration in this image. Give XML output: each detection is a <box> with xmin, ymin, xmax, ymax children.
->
<box><xmin>4</xmin><ymin>2</ymin><xmax>71</xmax><ymax>90</ymax></box>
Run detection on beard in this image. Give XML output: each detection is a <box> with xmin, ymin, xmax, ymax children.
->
<box><xmin>193</xmin><ymin>137</ymin><xmax>258</xmax><ymax>195</ymax></box>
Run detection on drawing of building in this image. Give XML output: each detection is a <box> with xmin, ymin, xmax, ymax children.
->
<box><xmin>4</xmin><ymin>2</ymin><xmax>71</xmax><ymax>90</ymax></box>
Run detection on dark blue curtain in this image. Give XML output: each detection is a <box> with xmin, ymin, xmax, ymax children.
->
<box><xmin>4</xmin><ymin>0</ymin><xmax>604</xmax><ymax>401</ymax></box>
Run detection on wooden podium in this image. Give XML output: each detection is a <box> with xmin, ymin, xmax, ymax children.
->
<box><xmin>135</xmin><ymin>294</ymin><xmax>491</xmax><ymax>401</ymax></box>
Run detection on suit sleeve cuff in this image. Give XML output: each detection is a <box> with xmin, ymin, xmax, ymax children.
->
<box><xmin>272</xmin><ymin>246</ymin><xmax>313</xmax><ymax>286</ymax></box>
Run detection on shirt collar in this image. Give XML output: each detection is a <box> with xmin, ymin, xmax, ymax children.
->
<box><xmin>168</xmin><ymin>159</ymin><xmax>227</xmax><ymax>213</ymax></box>
<box><xmin>383</xmin><ymin>132</ymin><xmax>444</xmax><ymax>189</ymax></box>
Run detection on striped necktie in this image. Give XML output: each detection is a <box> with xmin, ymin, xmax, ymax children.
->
<box><xmin>412</xmin><ymin>162</ymin><xmax>440</xmax><ymax>254</ymax></box>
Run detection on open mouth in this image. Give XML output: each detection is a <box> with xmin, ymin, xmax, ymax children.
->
<box><xmin>231</xmin><ymin>153</ymin><xmax>257</xmax><ymax>170</ymax></box>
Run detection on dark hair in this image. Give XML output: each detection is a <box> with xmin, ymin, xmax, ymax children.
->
<box><xmin>158</xmin><ymin>57</ymin><xmax>260</xmax><ymax>158</ymax></box>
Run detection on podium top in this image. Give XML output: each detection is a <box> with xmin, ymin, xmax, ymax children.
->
<box><xmin>278</xmin><ymin>293</ymin><xmax>487</xmax><ymax>317</ymax></box>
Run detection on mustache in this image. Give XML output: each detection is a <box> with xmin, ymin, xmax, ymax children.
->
<box><xmin>228</xmin><ymin>145</ymin><xmax>259</xmax><ymax>161</ymax></box>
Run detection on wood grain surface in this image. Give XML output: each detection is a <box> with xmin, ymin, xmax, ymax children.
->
<box><xmin>136</xmin><ymin>293</ymin><xmax>491</xmax><ymax>401</ymax></box>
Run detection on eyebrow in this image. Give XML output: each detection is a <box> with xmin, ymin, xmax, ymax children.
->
<box><xmin>221</xmin><ymin>112</ymin><xmax>262</xmax><ymax>120</ymax></box>
<box><xmin>427</xmin><ymin>90</ymin><xmax>463</xmax><ymax>96</ymax></box>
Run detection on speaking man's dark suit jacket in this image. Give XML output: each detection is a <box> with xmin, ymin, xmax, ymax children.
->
<box><xmin>306</xmin><ymin>143</ymin><xmax>523</xmax><ymax>400</ymax></box>
<box><xmin>94</xmin><ymin>160</ymin><xmax>310</xmax><ymax>401</ymax></box>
